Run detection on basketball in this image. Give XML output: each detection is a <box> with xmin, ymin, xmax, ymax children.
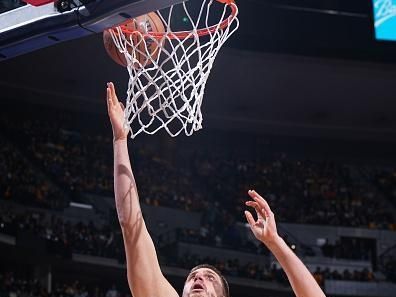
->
<box><xmin>103</xmin><ymin>12</ymin><xmax>165</xmax><ymax>67</ymax></box>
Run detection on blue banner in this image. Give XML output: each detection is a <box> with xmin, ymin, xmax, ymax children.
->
<box><xmin>373</xmin><ymin>0</ymin><xmax>396</xmax><ymax>41</ymax></box>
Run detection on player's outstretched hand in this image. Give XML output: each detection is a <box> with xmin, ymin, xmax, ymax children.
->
<box><xmin>245</xmin><ymin>190</ymin><xmax>327</xmax><ymax>297</ymax></box>
<box><xmin>244</xmin><ymin>190</ymin><xmax>280</xmax><ymax>247</ymax></box>
<box><xmin>106</xmin><ymin>82</ymin><xmax>128</xmax><ymax>141</ymax></box>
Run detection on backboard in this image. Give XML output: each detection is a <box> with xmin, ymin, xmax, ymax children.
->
<box><xmin>0</xmin><ymin>0</ymin><xmax>185</xmax><ymax>60</ymax></box>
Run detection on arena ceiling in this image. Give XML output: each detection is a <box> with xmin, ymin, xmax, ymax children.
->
<box><xmin>0</xmin><ymin>0</ymin><xmax>396</xmax><ymax>141</ymax></box>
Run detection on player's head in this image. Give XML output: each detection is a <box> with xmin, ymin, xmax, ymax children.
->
<box><xmin>182</xmin><ymin>264</ymin><xmax>230</xmax><ymax>297</ymax></box>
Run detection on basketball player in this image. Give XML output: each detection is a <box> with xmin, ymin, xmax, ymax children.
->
<box><xmin>106</xmin><ymin>81</ymin><xmax>326</xmax><ymax>297</ymax></box>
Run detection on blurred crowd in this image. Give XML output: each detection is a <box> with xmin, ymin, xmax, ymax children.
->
<box><xmin>374</xmin><ymin>169</ymin><xmax>396</xmax><ymax>210</ymax></box>
<box><xmin>0</xmin><ymin>137</ymin><xmax>67</xmax><ymax>209</ymax></box>
<box><xmin>174</xmin><ymin>227</ymin><xmax>270</xmax><ymax>255</ymax></box>
<box><xmin>0</xmin><ymin>272</ymin><xmax>128</xmax><ymax>297</ymax></box>
<box><xmin>321</xmin><ymin>238</ymin><xmax>372</xmax><ymax>261</ymax></box>
<box><xmin>164</xmin><ymin>252</ymin><xmax>376</xmax><ymax>285</ymax></box>
<box><xmin>1</xmin><ymin>105</ymin><xmax>396</xmax><ymax>288</ymax></box>
<box><xmin>0</xmin><ymin>265</ymin><xmax>378</xmax><ymax>297</ymax></box>
<box><xmin>0</xmin><ymin>204</ymin><xmax>123</xmax><ymax>260</ymax></box>
<box><xmin>312</xmin><ymin>267</ymin><xmax>375</xmax><ymax>286</ymax></box>
<box><xmin>1</xmin><ymin>107</ymin><xmax>396</xmax><ymax>231</ymax></box>
<box><xmin>0</xmin><ymin>205</ymin><xmax>392</xmax><ymax>285</ymax></box>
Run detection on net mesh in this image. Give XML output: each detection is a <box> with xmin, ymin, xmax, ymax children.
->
<box><xmin>109</xmin><ymin>0</ymin><xmax>239</xmax><ymax>138</ymax></box>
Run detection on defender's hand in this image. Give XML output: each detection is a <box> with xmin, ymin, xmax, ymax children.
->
<box><xmin>245</xmin><ymin>190</ymin><xmax>280</xmax><ymax>247</ymax></box>
<box><xmin>106</xmin><ymin>82</ymin><xmax>128</xmax><ymax>141</ymax></box>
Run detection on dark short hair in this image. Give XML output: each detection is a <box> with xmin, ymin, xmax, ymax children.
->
<box><xmin>189</xmin><ymin>264</ymin><xmax>230</xmax><ymax>297</ymax></box>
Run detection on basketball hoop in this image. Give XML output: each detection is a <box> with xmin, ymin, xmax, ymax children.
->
<box><xmin>108</xmin><ymin>0</ymin><xmax>239</xmax><ymax>138</ymax></box>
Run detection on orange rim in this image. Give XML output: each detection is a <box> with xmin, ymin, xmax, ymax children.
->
<box><xmin>110</xmin><ymin>0</ymin><xmax>237</xmax><ymax>40</ymax></box>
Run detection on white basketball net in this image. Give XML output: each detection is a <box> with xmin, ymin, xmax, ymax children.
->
<box><xmin>109</xmin><ymin>0</ymin><xmax>239</xmax><ymax>138</ymax></box>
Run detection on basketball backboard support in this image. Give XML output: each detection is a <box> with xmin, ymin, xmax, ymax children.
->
<box><xmin>0</xmin><ymin>0</ymin><xmax>185</xmax><ymax>61</ymax></box>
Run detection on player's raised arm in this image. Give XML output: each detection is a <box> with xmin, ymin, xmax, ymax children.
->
<box><xmin>244</xmin><ymin>190</ymin><xmax>326</xmax><ymax>297</ymax></box>
<box><xmin>106</xmin><ymin>82</ymin><xmax>179</xmax><ymax>297</ymax></box>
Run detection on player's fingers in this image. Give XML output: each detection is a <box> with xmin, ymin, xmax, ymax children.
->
<box><xmin>245</xmin><ymin>200</ymin><xmax>258</xmax><ymax>211</ymax></box>
<box><xmin>245</xmin><ymin>200</ymin><xmax>256</xmax><ymax>206</ymax></box>
<box><xmin>106</xmin><ymin>83</ymin><xmax>114</xmax><ymax>105</ymax></box>
<box><xmin>249</xmin><ymin>190</ymin><xmax>273</xmax><ymax>218</ymax></box>
<box><xmin>248</xmin><ymin>189</ymin><xmax>266</xmax><ymax>201</ymax></box>
<box><xmin>119</xmin><ymin>102</ymin><xmax>125</xmax><ymax>111</ymax></box>
<box><xmin>245</xmin><ymin>201</ymin><xmax>259</xmax><ymax>211</ymax></box>
<box><xmin>109</xmin><ymin>82</ymin><xmax>118</xmax><ymax>103</ymax></box>
<box><xmin>244</xmin><ymin>210</ymin><xmax>256</xmax><ymax>228</ymax></box>
<box><xmin>245</xmin><ymin>200</ymin><xmax>266</xmax><ymax>219</ymax></box>
<box><xmin>106</xmin><ymin>87</ymin><xmax>113</xmax><ymax>109</ymax></box>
